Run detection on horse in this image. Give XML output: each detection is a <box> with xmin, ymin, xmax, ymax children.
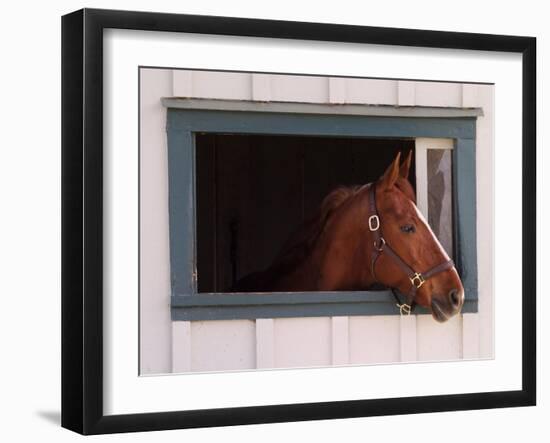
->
<box><xmin>232</xmin><ymin>151</ymin><xmax>465</xmax><ymax>322</ymax></box>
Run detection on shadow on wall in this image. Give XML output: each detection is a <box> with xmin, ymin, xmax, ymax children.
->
<box><xmin>35</xmin><ymin>410</ymin><xmax>61</xmax><ymax>426</ymax></box>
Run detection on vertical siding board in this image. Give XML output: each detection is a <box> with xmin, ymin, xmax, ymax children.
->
<box><xmin>397</xmin><ymin>81</ymin><xmax>416</xmax><ymax>106</ymax></box>
<box><xmin>191</xmin><ymin>71</ymin><xmax>253</xmax><ymax>100</ymax></box>
<box><xmin>462</xmin><ymin>313</ymin><xmax>480</xmax><ymax>359</ymax></box>
<box><xmin>331</xmin><ymin>317</ymin><xmax>350</xmax><ymax>365</ymax></box>
<box><xmin>462</xmin><ymin>84</ymin><xmax>474</xmax><ymax>108</ymax></box>
<box><xmin>274</xmin><ymin>318</ymin><xmax>332</xmax><ymax>368</ymax></box>
<box><xmin>416</xmin><ymin>314</ymin><xmax>462</xmax><ymax>361</ymax></box>
<box><xmin>256</xmin><ymin>319</ymin><xmax>275</xmax><ymax>368</ymax></box>
<box><xmin>270</xmin><ymin>75</ymin><xmax>329</xmax><ymax>103</ymax></box>
<box><xmin>191</xmin><ymin>320</ymin><xmax>256</xmax><ymax>372</ymax></box>
<box><xmin>349</xmin><ymin>316</ymin><xmax>400</xmax><ymax>364</ymax></box>
<box><xmin>252</xmin><ymin>74</ymin><xmax>271</xmax><ymax>101</ymax></box>
<box><xmin>172</xmin><ymin>321</ymin><xmax>192</xmax><ymax>373</ymax></box>
<box><xmin>328</xmin><ymin>78</ymin><xmax>346</xmax><ymax>104</ymax></box>
<box><xmin>344</xmin><ymin>79</ymin><xmax>397</xmax><ymax>105</ymax></box>
<box><xmin>462</xmin><ymin>84</ymin><xmax>494</xmax><ymax>359</ymax></box>
<box><xmin>415</xmin><ymin>82</ymin><xmax>462</xmax><ymax>107</ymax></box>
<box><xmin>140</xmin><ymin>69</ymin><xmax>173</xmax><ymax>375</ymax></box>
<box><xmin>399</xmin><ymin>315</ymin><xmax>417</xmax><ymax>362</ymax></box>
<box><xmin>172</xmin><ymin>70</ymin><xmax>193</xmax><ymax>97</ymax></box>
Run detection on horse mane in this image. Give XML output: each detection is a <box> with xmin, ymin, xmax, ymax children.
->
<box><xmin>270</xmin><ymin>185</ymin><xmax>363</xmax><ymax>272</ymax></box>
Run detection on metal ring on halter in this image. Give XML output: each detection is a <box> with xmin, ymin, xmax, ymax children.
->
<box><xmin>374</xmin><ymin>237</ymin><xmax>386</xmax><ymax>252</ymax></box>
<box><xmin>410</xmin><ymin>272</ymin><xmax>426</xmax><ymax>289</ymax></box>
<box><xmin>396</xmin><ymin>303</ymin><xmax>412</xmax><ymax>316</ymax></box>
<box><xmin>368</xmin><ymin>215</ymin><xmax>380</xmax><ymax>231</ymax></box>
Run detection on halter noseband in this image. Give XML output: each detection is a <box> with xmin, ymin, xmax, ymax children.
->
<box><xmin>368</xmin><ymin>183</ymin><xmax>455</xmax><ymax>315</ymax></box>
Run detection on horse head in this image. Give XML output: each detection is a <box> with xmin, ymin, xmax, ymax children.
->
<box><xmin>369</xmin><ymin>151</ymin><xmax>464</xmax><ymax>322</ymax></box>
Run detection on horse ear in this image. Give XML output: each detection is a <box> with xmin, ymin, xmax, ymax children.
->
<box><xmin>399</xmin><ymin>150</ymin><xmax>413</xmax><ymax>180</ymax></box>
<box><xmin>380</xmin><ymin>152</ymin><xmax>401</xmax><ymax>190</ymax></box>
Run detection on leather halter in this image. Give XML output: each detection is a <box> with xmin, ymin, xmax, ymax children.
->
<box><xmin>367</xmin><ymin>183</ymin><xmax>455</xmax><ymax>315</ymax></box>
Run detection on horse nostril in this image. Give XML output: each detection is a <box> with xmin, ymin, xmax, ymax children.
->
<box><xmin>449</xmin><ymin>289</ymin><xmax>462</xmax><ymax>309</ymax></box>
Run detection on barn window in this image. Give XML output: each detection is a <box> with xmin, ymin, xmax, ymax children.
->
<box><xmin>195</xmin><ymin>134</ymin><xmax>417</xmax><ymax>293</ymax></box>
<box><xmin>163</xmin><ymin>99</ymin><xmax>479</xmax><ymax>320</ymax></box>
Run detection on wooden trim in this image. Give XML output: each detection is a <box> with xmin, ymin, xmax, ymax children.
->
<box><xmin>415</xmin><ymin>141</ymin><xmax>429</xmax><ymax>216</ymax></box>
<box><xmin>454</xmin><ymin>138</ymin><xmax>478</xmax><ymax>300</ymax></box>
<box><xmin>415</xmin><ymin>137</ymin><xmax>455</xmax><ymax>225</ymax></box>
<box><xmin>166</xmin><ymin>108</ymin><xmax>478</xmax><ymax>320</ymax></box>
<box><xmin>171</xmin><ymin>293</ymin><xmax>478</xmax><ymax>321</ymax></box>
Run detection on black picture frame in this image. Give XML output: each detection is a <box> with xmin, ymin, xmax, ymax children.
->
<box><xmin>61</xmin><ymin>8</ymin><xmax>536</xmax><ymax>435</ymax></box>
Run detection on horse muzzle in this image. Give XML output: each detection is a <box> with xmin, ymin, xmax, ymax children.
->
<box><xmin>431</xmin><ymin>288</ymin><xmax>464</xmax><ymax>322</ymax></box>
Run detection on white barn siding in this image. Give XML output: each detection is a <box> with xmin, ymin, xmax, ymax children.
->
<box><xmin>343</xmin><ymin>78</ymin><xmax>398</xmax><ymax>105</ymax></box>
<box><xmin>139</xmin><ymin>68</ymin><xmax>173</xmax><ymax>375</ymax></box>
<box><xmin>331</xmin><ymin>317</ymin><xmax>350</xmax><ymax>365</ymax></box>
<box><xmin>172</xmin><ymin>70</ymin><xmax>193</xmax><ymax>97</ymax></box>
<box><xmin>349</xmin><ymin>316</ymin><xmax>401</xmax><ymax>364</ymax></box>
<box><xmin>273</xmin><ymin>318</ymin><xmax>332</xmax><ymax>368</ymax></box>
<box><xmin>141</xmin><ymin>68</ymin><xmax>493</xmax><ymax>374</ymax></box>
<box><xmin>399</xmin><ymin>315</ymin><xmax>418</xmax><ymax>362</ymax></box>
<box><xmin>190</xmin><ymin>320</ymin><xmax>256</xmax><ymax>372</ymax></box>
<box><xmin>463</xmin><ymin>84</ymin><xmax>494</xmax><ymax>359</ymax></box>
<box><xmin>171</xmin><ymin>322</ymin><xmax>191</xmax><ymax>373</ymax></box>
<box><xmin>416</xmin><ymin>315</ymin><xmax>463</xmax><ymax>361</ymax></box>
<box><xmin>397</xmin><ymin>81</ymin><xmax>416</xmax><ymax>106</ymax></box>
<box><xmin>252</xmin><ymin>74</ymin><xmax>272</xmax><ymax>101</ymax></box>
<box><xmin>255</xmin><ymin>319</ymin><xmax>276</xmax><ymax>368</ymax></box>
<box><xmin>190</xmin><ymin>71</ymin><xmax>253</xmax><ymax>100</ymax></box>
<box><xmin>415</xmin><ymin>81</ymin><xmax>463</xmax><ymax>107</ymax></box>
<box><xmin>269</xmin><ymin>75</ymin><xmax>330</xmax><ymax>103</ymax></box>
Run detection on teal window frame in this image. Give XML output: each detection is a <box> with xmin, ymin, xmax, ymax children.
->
<box><xmin>164</xmin><ymin>105</ymin><xmax>478</xmax><ymax>321</ymax></box>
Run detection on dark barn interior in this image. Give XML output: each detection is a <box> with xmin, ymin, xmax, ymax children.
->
<box><xmin>195</xmin><ymin>133</ymin><xmax>416</xmax><ymax>293</ymax></box>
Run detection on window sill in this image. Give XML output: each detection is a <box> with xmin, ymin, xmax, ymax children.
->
<box><xmin>171</xmin><ymin>291</ymin><xmax>478</xmax><ymax>321</ymax></box>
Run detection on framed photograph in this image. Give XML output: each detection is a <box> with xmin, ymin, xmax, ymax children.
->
<box><xmin>61</xmin><ymin>8</ymin><xmax>536</xmax><ymax>435</ymax></box>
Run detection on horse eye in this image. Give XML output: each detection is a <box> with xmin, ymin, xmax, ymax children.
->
<box><xmin>400</xmin><ymin>224</ymin><xmax>416</xmax><ymax>234</ymax></box>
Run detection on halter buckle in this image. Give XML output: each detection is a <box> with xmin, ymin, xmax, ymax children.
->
<box><xmin>396</xmin><ymin>303</ymin><xmax>412</xmax><ymax>316</ymax></box>
<box><xmin>374</xmin><ymin>237</ymin><xmax>386</xmax><ymax>252</ymax></box>
<box><xmin>368</xmin><ymin>215</ymin><xmax>380</xmax><ymax>231</ymax></box>
<box><xmin>410</xmin><ymin>272</ymin><xmax>425</xmax><ymax>289</ymax></box>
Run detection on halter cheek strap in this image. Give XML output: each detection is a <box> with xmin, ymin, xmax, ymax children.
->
<box><xmin>368</xmin><ymin>183</ymin><xmax>455</xmax><ymax>315</ymax></box>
